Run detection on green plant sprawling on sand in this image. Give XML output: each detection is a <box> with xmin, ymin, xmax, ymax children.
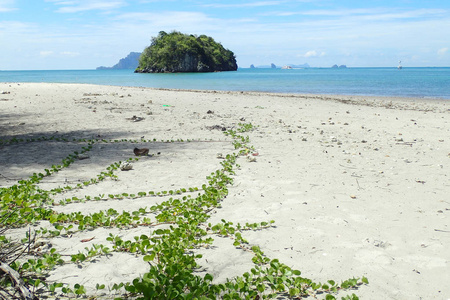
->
<box><xmin>135</xmin><ymin>31</ymin><xmax>238</xmax><ymax>73</ymax></box>
<box><xmin>0</xmin><ymin>124</ymin><xmax>367</xmax><ymax>299</ymax></box>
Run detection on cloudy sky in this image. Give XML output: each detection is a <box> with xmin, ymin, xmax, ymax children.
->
<box><xmin>1</xmin><ymin>0</ymin><xmax>449</xmax><ymax>70</ymax></box>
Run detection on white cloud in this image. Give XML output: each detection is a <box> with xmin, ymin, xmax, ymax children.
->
<box><xmin>46</xmin><ymin>0</ymin><xmax>127</xmax><ymax>13</ymax></box>
<box><xmin>0</xmin><ymin>20</ymin><xmax>32</xmax><ymax>32</ymax></box>
<box><xmin>40</xmin><ymin>51</ymin><xmax>54</xmax><ymax>57</ymax></box>
<box><xmin>301</xmin><ymin>8</ymin><xmax>379</xmax><ymax>17</ymax></box>
<box><xmin>114</xmin><ymin>11</ymin><xmax>224</xmax><ymax>32</ymax></box>
<box><xmin>202</xmin><ymin>1</ymin><xmax>286</xmax><ymax>8</ymax></box>
<box><xmin>269</xmin><ymin>7</ymin><xmax>448</xmax><ymax>21</ymax></box>
<box><xmin>60</xmin><ymin>51</ymin><xmax>80</xmax><ymax>56</ymax></box>
<box><xmin>116</xmin><ymin>11</ymin><xmax>208</xmax><ymax>23</ymax></box>
<box><xmin>0</xmin><ymin>0</ymin><xmax>16</xmax><ymax>12</ymax></box>
<box><xmin>303</xmin><ymin>50</ymin><xmax>325</xmax><ymax>58</ymax></box>
<box><xmin>437</xmin><ymin>48</ymin><xmax>448</xmax><ymax>56</ymax></box>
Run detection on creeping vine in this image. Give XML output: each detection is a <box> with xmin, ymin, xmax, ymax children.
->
<box><xmin>0</xmin><ymin>123</ymin><xmax>367</xmax><ymax>299</ymax></box>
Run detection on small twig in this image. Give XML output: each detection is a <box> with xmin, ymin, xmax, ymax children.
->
<box><xmin>339</xmin><ymin>164</ymin><xmax>358</xmax><ymax>169</ymax></box>
<box><xmin>10</xmin><ymin>244</ymin><xmax>28</xmax><ymax>266</ymax></box>
<box><xmin>203</xmin><ymin>208</ymin><xmax>215</xmax><ymax>214</ymax></box>
<box><xmin>351</xmin><ymin>174</ymin><xmax>363</xmax><ymax>178</ymax></box>
<box><xmin>10</xmin><ymin>228</ymin><xmax>35</xmax><ymax>266</ymax></box>
<box><xmin>0</xmin><ymin>209</ymin><xmax>20</xmax><ymax>229</ymax></box>
<box><xmin>146</xmin><ymin>221</ymin><xmax>176</xmax><ymax>227</ymax></box>
<box><xmin>1</xmin><ymin>244</ymin><xmax>22</xmax><ymax>260</ymax></box>
<box><xmin>27</xmin><ymin>228</ymin><xmax>31</xmax><ymax>255</ymax></box>
<box><xmin>434</xmin><ymin>229</ymin><xmax>450</xmax><ymax>233</ymax></box>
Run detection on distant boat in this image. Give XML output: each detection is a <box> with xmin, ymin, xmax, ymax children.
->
<box><xmin>282</xmin><ymin>65</ymin><xmax>293</xmax><ymax>69</ymax></box>
<box><xmin>398</xmin><ymin>61</ymin><xmax>402</xmax><ymax>69</ymax></box>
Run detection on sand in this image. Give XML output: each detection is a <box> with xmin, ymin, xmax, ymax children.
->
<box><xmin>1</xmin><ymin>82</ymin><xmax>449</xmax><ymax>299</ymax></box>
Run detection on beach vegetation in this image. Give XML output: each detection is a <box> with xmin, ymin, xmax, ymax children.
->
<box><xmin>0</xmin><ymin>124</ymin><xmax>367</xmax><ymax>299</ymax></box>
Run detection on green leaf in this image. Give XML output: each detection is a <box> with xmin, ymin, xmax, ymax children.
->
<box><xmin>143</xmin><ymin>253</ymin><xmax>155</xmax><ymax>262</ymax></box>
<box><xmin>75</xmin><ymin>284</ymin><xmax>86</xmax><ymax>295</ymax></box>
<box><xmin>289</xmin><ymin>287</ymin><xmax>299</xmax><ymax>297</ymax></box>
<box><xmin>155</xmin><ymin>229</ymin><xmax>165</xmax><ymax>235</ymax></box>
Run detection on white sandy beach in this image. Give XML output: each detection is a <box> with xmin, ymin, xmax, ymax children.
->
<box><xmin>1</xmin><ymin>82</ymin><xmax>449</xmax><ymax>299</ymax></box>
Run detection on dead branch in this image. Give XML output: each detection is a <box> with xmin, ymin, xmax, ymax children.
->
<box><xmin>0</xmin><ymin>262</ymin><xmax>34</xmax><ymax>300</ymax></box>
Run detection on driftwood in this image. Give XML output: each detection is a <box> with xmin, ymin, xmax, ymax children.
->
<box><xmin>0</xmin><ymin>262</ymin><xmax>34</xmax><ymax>300</ymax></box>
<box><xmin>1</xmin><ymin>213</ymin><xmax>36</xmax><ymax>300</ymax></box>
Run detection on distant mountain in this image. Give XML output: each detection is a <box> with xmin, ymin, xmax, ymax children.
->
<box><xmin>97</xmin><ymin>52</ymin><xmax>141</xmax><ymax>70</ymax></box>
<box><xmin>252</xmin><ymin>63</ymin><xmax>310</xmax><ymax>68</ymax></box>
<box><xmin>332</xmin><ymin>64</ymin><xmax>347</xmax><ymax>69</ymax></box>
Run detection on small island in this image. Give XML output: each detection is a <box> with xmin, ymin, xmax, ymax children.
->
<box><xmin>332</xmin><ymin>64</ymin><xmax>347</xmax><ymax>69</ymax></box>
<box><xmin>135</xmin><ymin>31</ymin><xmax>237</xmax><ymax>73</ymax></box>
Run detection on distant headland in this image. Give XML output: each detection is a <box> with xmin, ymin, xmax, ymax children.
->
<box><xmin>96</xmin><ymin>52</ymin><xmax>141</xmax><ymax>70</ymax></box>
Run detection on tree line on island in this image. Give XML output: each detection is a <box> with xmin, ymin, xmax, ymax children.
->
<box><xmin>136</xmin><ymin>31</ymin><xmax>237</xmax><ymax>73</ymax></box>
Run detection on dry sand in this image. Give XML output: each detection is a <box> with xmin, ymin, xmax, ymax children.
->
<box><xmin>1</xmin><ymin>82</ymin><xmax>449</xmax><ymax>299</ymax></box>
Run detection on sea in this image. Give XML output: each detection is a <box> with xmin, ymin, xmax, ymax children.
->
<box><xmin>1</xmin><ymin>67</ymin><xmax>449</xmax><ymax>99</ymax></box>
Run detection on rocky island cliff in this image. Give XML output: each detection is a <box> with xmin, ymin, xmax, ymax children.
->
<box><xmin>135</xmin><ymin>31</ymin><xmax>237</xmax><ymax>73</ymax></box>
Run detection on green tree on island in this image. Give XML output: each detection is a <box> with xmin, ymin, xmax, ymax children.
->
<box><xmin>135</xmin><ymin>31</ymin><xmax>238</xmax><ymax>73</ymax></box>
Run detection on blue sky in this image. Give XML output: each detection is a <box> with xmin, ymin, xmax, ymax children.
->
<box><xmin>1</xmin><ymin>0</ymin><xmax>449</xmax><ymax>70</ymax></box>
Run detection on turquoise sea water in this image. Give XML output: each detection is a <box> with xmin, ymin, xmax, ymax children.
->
<box><xmin>1</xmin><ymin>68</ymin><xmax>449</xmax><ymax>99</ymax></box>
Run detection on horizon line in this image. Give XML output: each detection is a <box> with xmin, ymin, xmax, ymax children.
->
<box><xmin>2</xmin><ymin>66</ymin><xmax>450</xmax><ymax>72</ymax></box>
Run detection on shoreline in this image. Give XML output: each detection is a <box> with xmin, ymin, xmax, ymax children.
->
<box><xmin>3</xmin><ymin>81</ymin><xmax>450</xmax><ymax>107</ymax></box>
<box><xmin>4</xmin><ymin>82</ymin><xmax>450</xmax><ymax>102</ymax></box>
<box><xmin>1</xmin><ymin>82</ymin><xmax>449</xmax><ymax>299</ymax></box>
